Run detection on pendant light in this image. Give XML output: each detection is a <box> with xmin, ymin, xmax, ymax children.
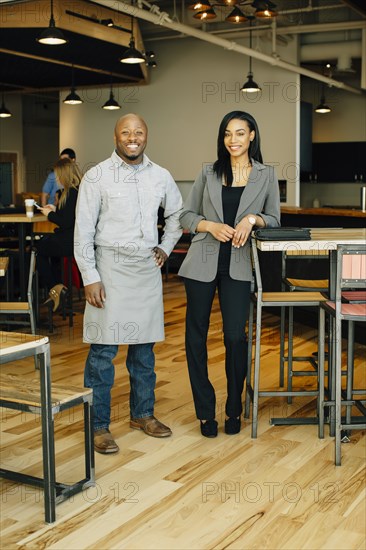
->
<box><xmin>193</xmin><ymin>4</ymin><xmax>217</xmax><ymax>20</ymax></box>
<box><xmin>252</xmin><ymin>0</ymin><xmax>277</xmax><ymax>18</ymax></box>
<box><xmin>241</xmin><ymin>18</ymin><xmax>261</xmax><ymax>94</ymax></box>
<box><xmin>0</xmin><ymin>94</ymin><xmax>12</xmax><ymax>118</ymax></box>
<box><xmin>187</xmin><ymin>2</ymin><xmax>212</xmax><ymax>10</ymax></box>
<box><xmin>315</xmin><ymin>87</ymin><xmax>331</xmax><ymax>114</ymax></box>
<box><xmin>102</xmin><ymin>81</ymin><xmax>121</xmax><ymax>110</ymax></box>
<box><xmin>226</xmin><ymin>6</ymin><xmax>248</xmax><ymax>24</ymax></box>
<box><xmin>63</xmin><ymin>66</ymin><xmax>83</xmax><ymax>105</ymax></box>
<box><xmin>37</xmin><ymin>0</ymin><xmax>67</xmax><ymax>45</ymax></box>
<box><xmin>120</xmin><ymin>17</ymin><xmax>145</xmax><ymax>64</ymax></box>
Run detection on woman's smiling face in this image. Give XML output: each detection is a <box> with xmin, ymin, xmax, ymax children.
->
<box><xmin>224</xmin><ymin>118</ymin><xmax>254</xmax><ymax>160</ymax></box>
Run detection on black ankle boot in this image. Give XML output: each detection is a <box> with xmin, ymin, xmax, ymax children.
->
<box><xmin>224</xmin><ymin>417</ymin><xmax>241</xmax><ymax>435</ymax></box>
<box><xmin>200</xmin><ymin>419</ymin><xmax>218</xmax><ymax>438</ymax></box>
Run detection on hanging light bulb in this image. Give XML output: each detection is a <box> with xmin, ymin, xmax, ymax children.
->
<box><xmin>102</xmin><ymin>88</ymin><xmax>121</xmax><ymax>110</ymax></box>
<box><xmin>315</xmin><ymin>95</ymin><xmax>331</xmax><ymax>113</ymax></box>
<box><xmin>0</xmin><ymin>94</ymin><xmax>12</xmax><ymax>118</ymax></box>
<box><xmin>187</xmin><ymin>2</ymin><xmax>212</xmax><ymax>10</ymax></box>
<box><xmin>120</xmin><ymin>17</ymin><xmax>145</xmax><ymax>64</ymax></box>
<box><xmin>37</xmin><ymin>0</ymin><xmax>67</xmax><ymax>45</ymax></box>
<box><xmin>226</xmin><ymin>7</ymin><xmax>248</xmax><ymax>23</ymax></box>
<box><xmin>63</xmin><ymin>66</ymin><xmax>83</xmax><ymax>105</ymax></box>
<box><xmin>241</xmin><ymin>19</ymin><xmax>261</xmax><ymax>93</ymax></box>
<box><xmin>193</xmin><ymin>7</ymin><xmax>217</xmax><ymax>20</ymax></box>
<box><xmin>252</xmin><ymin>1</ymin><xmax>277</xmax><ymax>18</ymax></box>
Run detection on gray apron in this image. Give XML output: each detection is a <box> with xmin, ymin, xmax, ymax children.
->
<box><xmin>83</xmin><ymin>247</ymin><xmax>164</xmax><ymax>345</ymax></box>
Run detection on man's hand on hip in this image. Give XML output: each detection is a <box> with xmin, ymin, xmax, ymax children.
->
<box><xmin>153</xmin><ymin>247</ymin><xmax>168</xmax><ymax>267</ymax></box>
<box><xmin>84</xmin><ymin>282</ymin><xmax>106</xmax><ymax>308</ymax></box>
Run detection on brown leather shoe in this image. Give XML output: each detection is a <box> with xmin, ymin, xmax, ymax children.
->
<box><xmin>94</xmin><ymin>428</ymin><xmax>119</xmax><ymax>454</ymax></box>
<box><xmin>130</xmin><ymin>415</ymin><xmax>172</xmax><ymax>438</ymax></box>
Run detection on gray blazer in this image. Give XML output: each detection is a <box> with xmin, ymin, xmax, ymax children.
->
<box><xmin>178</xmin><ymin>160</ymin><xmax>281</xmax><ymax>282</ymax></box>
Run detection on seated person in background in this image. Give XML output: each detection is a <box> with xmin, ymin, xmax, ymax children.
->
<box><xmin>41</xmin><ymin>148</ymin><xmax>76</xmax><ymax>206</ymax></box>
<box><xmin>36</xmin><ymin>157</ymin><xmax>82</xmax><ymax>311</ymax></box>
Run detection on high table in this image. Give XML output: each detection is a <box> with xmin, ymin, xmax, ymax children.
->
<box><xmin>253</xmin><ymin>227</ymin><xmax>366</xmax><ymax>426</ymax></box>
<box><xmin>255</xmin><ymin>228</ymin><xmax>366</xmax><ymax>301</ymax></box>
<box><xmin>0</xmin><ymin>213</ymin><xmax>47</xmax><ymax>300</ymax></box>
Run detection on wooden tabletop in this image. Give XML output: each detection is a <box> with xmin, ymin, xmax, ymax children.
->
<box><xmin>0</xmin><ymin>331</ymin><xmax>49</xmax><ymax>356</ymax></box>
<box><xmin>0</xmin><ymin>213</ymin><xmax>48</xmax><ymax>223</ymax></box>
<box><xmin>281</xmin><ymin>206</ymin><xmax>366</xmax><ymax>218</ymax></box>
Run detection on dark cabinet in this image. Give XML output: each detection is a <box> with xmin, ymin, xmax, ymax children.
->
<box><xmin>312</xmin><ymin>141</ymin><xmax>366</xmax><ymax>182</ymax></box>
<box><xmin>300</xmin><ymin>102</ymin><xmax>313</xmax><ymax>180</ymax></box>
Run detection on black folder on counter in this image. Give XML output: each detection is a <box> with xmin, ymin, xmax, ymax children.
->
<box><xmin>254</xmin><ymin>227</ymin><xmax>311</xmax><ymax>241</ymax></box>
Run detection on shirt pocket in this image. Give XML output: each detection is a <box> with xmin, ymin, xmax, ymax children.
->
<box><xmin>106</xmin><ymin>188</ymin><xmax>131</xmax><ymax>220</ymax></box>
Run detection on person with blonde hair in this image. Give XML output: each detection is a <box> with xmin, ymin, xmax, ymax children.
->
<box><xmin>36</xmin><ymin>157</ymin><xmax>82</xmax><ymax>311</ymax></box>
<box><xmin>41</xmin><ymin>147</ymin><xmax>76</xmax><ymax>206</ymax></box>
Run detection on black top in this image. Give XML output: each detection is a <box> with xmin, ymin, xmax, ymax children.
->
<box><xmin>218</xmin><ymin>185</ymin><xmax>245</xmax><ymax>273</ymax></box>
<box><xmin>36</xmin><ymin>186</ymin><xmax>79</xmax><ymax>258</ymax></box>
<box><xmin>48</xmin><ymin>187</ymin><xmax>78</xmax><ymax>235</ymax></box>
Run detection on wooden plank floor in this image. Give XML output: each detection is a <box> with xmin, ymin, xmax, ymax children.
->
<box><xmin>1</xmin><ymin>277</ymin><xmax>365</xmax><ymax>549</ymax></box>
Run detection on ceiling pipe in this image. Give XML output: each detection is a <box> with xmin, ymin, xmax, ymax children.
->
<box><xmin>279</xmin><ymin>1</ymin><xmax>344</xmax><ymax>16</ymax></box>
<box><xmin>84</xmin><ymin>0</ymin><xmax>363</xmax><ymax>94</ymax></box>
<box><xmin>301</xmin><ymin>41</ymin><xmax>362</xmax><ymax>71</ymax></box>
<box><xmin>145</xmin><ymin>19</ymin><xmax>365</xmax><ymax>41</ymax></box>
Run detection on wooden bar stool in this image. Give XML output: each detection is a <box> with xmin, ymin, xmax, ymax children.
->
<box><xmin>318</xmin><ymin>244</ymin><xmax>366</xmax><ymax>465</ymax></box>
<box><xmin>245</xmin><ymin>238</ymin><xmax>328</xmax><ymax>438</ymax></box>
<box><xmin>280</xmin><ymin>249</ymin><xmax>329</xmax><ymax>399</ymax></box>
<box><xmin>0</xmin><ymin>331</ymin><xmax>95</xmax><ymax>523</ymax></box>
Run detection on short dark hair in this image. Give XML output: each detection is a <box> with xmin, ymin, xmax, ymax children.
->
<box><xmin>60</xmin><ymin>148</ymin><xmax>76</xmax><ymax>160</ymax></box>
<box><xmin>213</xmin><ymin>111</ymin><xmax>263</xmax><ymax>186</ymax></box>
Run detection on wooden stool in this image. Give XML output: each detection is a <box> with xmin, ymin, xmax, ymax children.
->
<box><xmin>0</xmin><ymin>331</ymin><xmax>94</xmax><ymax>523</ymax></box>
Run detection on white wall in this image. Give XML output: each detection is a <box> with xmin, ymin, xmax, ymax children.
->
<box><xmin>301</xmin><ymin>78</ymin><xmax>366</xmax><ymax>142</ymax></box>
<box><xmin>60</xmin><ymin>35</ymin><xmax>300</xmax><ymax>205</ymax></box>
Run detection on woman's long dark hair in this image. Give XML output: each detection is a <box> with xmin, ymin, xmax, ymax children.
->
<box><xmin>213</xmin><ymin>110</ymin><xmax>263</xmax><ymax>186</ymax></box>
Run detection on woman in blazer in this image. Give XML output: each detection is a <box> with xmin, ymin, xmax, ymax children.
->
<box><xmin>179</xmin><ymin>111</ymin><xmax>280</xmax><ymax>437</ymax></box>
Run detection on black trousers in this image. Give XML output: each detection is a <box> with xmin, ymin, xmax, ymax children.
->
<box><xmin>35</xmin><ymin>234</ymin><xmax>73</xmax><ymax>289</ymax></box>
<box><xmin>184</xmin><ymin>274</ymin><xmax>251</xmax><ymax>420</ymax></box>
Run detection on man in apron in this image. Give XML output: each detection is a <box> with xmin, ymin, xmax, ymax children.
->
<box><xmin>74</xmin><ymin>114</ymin><xmax>183</xmax><ymax>454</ymax></box>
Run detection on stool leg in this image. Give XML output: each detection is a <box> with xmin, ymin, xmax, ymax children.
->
<box><xmin>345</xmin><ymin>321</ymin><xmax>355</xmax><ymax>430</ymax></box>
<box><xmin>84</xmin><ymin>397</ymin><xmax>95</xmax><ymax>483</ymax></box>
<box><xmin>252</xmin><ymin>301</ymin><xmax>262</xmax><ymax>438</ymax></box>
<box><xmin>328</xmin><ymin>315</ymin><xmax>336</xmax><ymax>437</ymax></box>
<box><xmin>318</xmin><ymin>307</ymin><xmax>326</xmax><ymax>439</ymax></box>
<box><xmin>279</xmin><ymin>306</ymin><xmax>286</xmax><ymax>387</ymax></box>
<box><xmin>67</xmin><ymin>258</ymin><xmax>73</xmax><ymax>328</ymax></box>
<box><xmin>39</xmin><ymin>349</ymin><xmax>57</xmax><ymax>523</ymax></box>
<box><xmin>335</xmin><ymin>316</ymin><xmax>342</xmax><ymax>466</ymax></box>
<box><xmin>287</xmin><ymin>306</ymin><xmax>294</xmax><ymax>404</ymax></box>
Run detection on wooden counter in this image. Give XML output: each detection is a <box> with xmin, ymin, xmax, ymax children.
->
<box><xmin>281</xmin><ymin>206</ymin><xmax>366</xmax><ymax>218</ymax></box>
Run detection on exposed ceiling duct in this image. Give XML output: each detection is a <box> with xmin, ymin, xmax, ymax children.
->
<box><xmin>301</xmin><ymin>40</ymin><xmax>361</xmax><ymax>72</ymax></box>
<box><xmin>90</xmin><ymin>0</ymin><xmax>364</xmax><ymax>94</ymax></box>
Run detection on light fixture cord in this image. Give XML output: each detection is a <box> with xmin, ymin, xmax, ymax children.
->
<box><xmin>50</xmin><ymin>0</ymin><xmax>55</xmax><ymax>24</ymax></box>
<box><xmin>249</xmin><ymin>18</ymin><xmax>253</xmax><ymax>74</ymax></box>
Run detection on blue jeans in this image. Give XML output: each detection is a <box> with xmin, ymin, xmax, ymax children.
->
<box><xmin>84</xmin><ymin>343</ymin><xmax>156</xmax><ymax>431</ymax></box>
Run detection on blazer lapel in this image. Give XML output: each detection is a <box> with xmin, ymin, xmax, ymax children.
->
<box><xmin>207</xmin><ymin>173</ymin><xmax>224</xmax><ymax>221</ymax></box>
<box><xmin>237</xmin><ymin>163</ymin><xmax>265</xmax><ymax>215</ymax></box>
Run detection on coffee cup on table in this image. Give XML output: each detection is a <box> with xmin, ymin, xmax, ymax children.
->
<box><xmin>24</xmin><ymin>198</ymin><xmax>35</xmax><ymax>218</ymax></box>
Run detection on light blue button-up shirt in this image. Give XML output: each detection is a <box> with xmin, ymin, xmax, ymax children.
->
<box><xmin>74</xmin><ymin>151</ymin><xmax>183</xmax><ymax>286</ymax></box>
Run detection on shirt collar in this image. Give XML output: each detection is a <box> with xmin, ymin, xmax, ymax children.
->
<box><xmin>111</xmin><ymin>150</ymin><xmax>152</xmax><ymax>170</ymax></box>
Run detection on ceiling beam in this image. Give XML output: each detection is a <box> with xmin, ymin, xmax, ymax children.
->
<box><xmin>340</xmin><ymin>0</ymin><xmax>366</xmax><ymax>18</ymax></box>
<box><xmin>0</xmin><ymin>47</ymin><xmax>144</xmax><ymax>84</ymax></box>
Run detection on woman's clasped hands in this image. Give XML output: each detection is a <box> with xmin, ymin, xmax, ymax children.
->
<box><xmin>208</xmin><ymin>218</ymin><xmax>253</xmax><ymax>248</ymax></box>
